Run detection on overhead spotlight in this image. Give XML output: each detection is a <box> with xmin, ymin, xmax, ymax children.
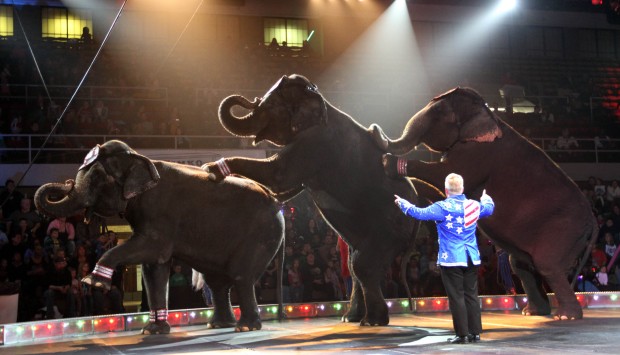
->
<box><xmin>499</xmin><ymin>0</ymin><xmax>517</xmax><ymax>12</ymax></box>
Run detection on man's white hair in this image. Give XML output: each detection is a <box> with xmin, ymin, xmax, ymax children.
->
<box><xmin>445</xmin><ymin>173</ymin><xmax>464</xmax><ymax>196</ymax></box>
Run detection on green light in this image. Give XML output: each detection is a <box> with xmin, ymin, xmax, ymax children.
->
<box><xmin>142</xmin><ymin>315</ymin><xmax>149</xmax><ymax>322</ymax></box>
<box><xmin>207</xmin><ymin>310</ymin><xmax>213</xmax><ymax>317</ymax></box>
<box><xmin>272</xmin><ymin>306</ymin><xmax>279</xmax><ymax>314</ymax></box>
<box><xmin>401</xmin><ymin>301</ymin><xmax>409</xmax><ymax>308</ymax></box>
<box><xmin>611</xmin><ymin>294</ymin><xmax>618</xmax><ymax>301</ymax></box>
<box><xmin>333</xmin><ymin>303</ymin><xmax>342</xmax><ymax>311</ymax></box>
<box><xmin>76</xmin><ymin>320</ymin><xmax>85</xmax><ymax>328</ymax></box>
<box><xmin>15</xmin><ymin>326</ymin><xmax>23</xmax><ymax>334</ymax></box>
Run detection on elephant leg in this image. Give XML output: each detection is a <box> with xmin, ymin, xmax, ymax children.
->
<box><xmin>205</xmin><ymin>277</ymin><xmax>237</xmax><ymax>329</ymax></box>
<box><xmin>82</xmin><ymin>234</ymin><xmax>171</xmax><ymax>290</ymax></box>
<box><xmin>349</xmin><ymin>247</ymin><xmax>390</xmax><ymax>326</ymax></box>
<box><xmin>541</xmin><ymin>270</ymin><xmax>582</xmax><ymax>320</ymax></box>
<box><xmin>342</xmin><ymin>273</ymin><xmax>365</xmax><ymax>323</ymax></box>
<box><xmin>509</xmin><ymin>254</ymin><xmax>550</xmax><ymax>316</ymax></box>
<box><xmin>233</xmin><ymin>279</ymin><xmax>261</xmax><ymax>332</ymax></box>
<box><xmin>141</xmin><ymin>261</ymin><xmax>172</xmax><ymax>335</ymax></box>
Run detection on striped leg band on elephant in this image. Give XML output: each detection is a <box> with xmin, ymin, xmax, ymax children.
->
<box><xmin>92</xmin><ymin>264</ymin><xmax>114</xmax><ymax>279</ymax></box>
<box><xmin>216</xmin><ymin>158</ymin><xmax>231</xmax><ymax>177</ymax></box>
<box><xmin>397</xmin><ymin>158</ymin><xmax>407</xmax><ymax>176</ymax></box>
<box><xmin>149</xmin><ymin>310</ymin><xmax>156</xmax><ymax>323</ymax></box>
<box><xmin>156</xmin><ymin>309</ymin><xmax>168</xmax><ymax>321</ymax></box>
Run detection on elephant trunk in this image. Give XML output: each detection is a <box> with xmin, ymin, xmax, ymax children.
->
<box><xmin>218</xmin><ymin>95</ymin><xmax>266</xmax><ymax>137</ymax></box>
<box><xmin>371</xmin><ymin>109</ymin><xmax>427</xmax><ymax>156</ymax></box>
<box><xmin>35</xmin><ymin>179</ymin><xmax>86</xmax><ymax>218</ymax></box>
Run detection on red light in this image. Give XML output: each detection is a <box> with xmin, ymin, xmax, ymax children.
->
<box><xmin>435</xmin><ymin>300</ymin><xmax>441</xmax><ymax>305</ymax></box>
<box><xmin>109</xmin><ymin>318</ymin><xmax>115</xmax><ymax>324</ymax></box>
<box><xmin>592</xmin><ymin>0</ymin><xmax>603</xmax><ymax>5</ymax></box>
<box><xmin>47</xmin><ymin>324</ymin><xmax>52</xmax><ymax>330</ymax></box>
<box><xmin>503</xmin><ymin>298</ymin><xmax>509</xmax><ymax>303</ymax></box>
<box><xmin>175</xmin><ymin>313</ymin><xmax>180</xmax><ymax>318</ymax></box>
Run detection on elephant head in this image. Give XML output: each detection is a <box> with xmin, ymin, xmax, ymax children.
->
<box><xmin>35</xmin><ymin>140</ymin><xmax>160</xmax><ymax>220</ymax></box>
<box><xmin>218</xmin><ymin>74</ymin><xmax>328</xmax><ymax>146</ymax></box>
<box><xmin>371</xmin><ymin>87</ymin><xmax>503</xmax><ymax>155</ymax></box>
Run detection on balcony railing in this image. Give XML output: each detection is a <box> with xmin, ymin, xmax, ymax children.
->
<box><xmin>0</xmin><ymin>134</ymin><xmax>618</xmax><ymax>165</ymax></box>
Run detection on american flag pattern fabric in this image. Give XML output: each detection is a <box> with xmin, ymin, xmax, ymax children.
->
<box><xmin>396</xmin><ymin>193</ymin><xmax>494</xmax><ymax>267</ymax></box>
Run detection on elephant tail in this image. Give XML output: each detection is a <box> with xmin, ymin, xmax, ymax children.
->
<box><xmin>192</xmin><ymin>269</ymin><xmax>205</xmax><ymax>291</ymax></box>
<box><xmin>275</xmin><ymin>239</ymin><xmax>285</xmax><ymax>322</ymax></box>
<box><xmin>570</xmin><ymin>216</ymin><xmax>599</xmax><ymax>288</ymax></box>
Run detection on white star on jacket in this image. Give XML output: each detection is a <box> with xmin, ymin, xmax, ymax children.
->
<box><xmin>446</xmin><ymin>222</ymin><xmax>453</xmax><ymax>229</ymax></box>
<box><xmin>446</xmin><ymin>214</ymin><xmax>453</xmax><ymax>221</ymax></box>
<box><xmin>442</xmin><ymin>252</ymin><xmax>448</xmax><ymax>260</ymax></box>
<box><xmin>456</xmin><ymin>216</ymin><xmax>464</xmax><ymax>224</ymax></box>
<box><xmin>456</xmin><ymin>227</ymin><xmax>463</xmax><ymax>234</ymax></box>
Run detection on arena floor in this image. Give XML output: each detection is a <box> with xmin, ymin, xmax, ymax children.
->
<box><xmin>3</xmin><ymin>308</ymin><xmax>620</xmax><ymax>354</ymax></box>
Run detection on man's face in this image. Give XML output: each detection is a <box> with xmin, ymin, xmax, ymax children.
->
<box><xmin>54</xmin><ymin>259</ymin><xmax>66</xmax><ymax>270</ymax></box>
<box><xmin>51</xmin><ymin>231</ymin><xmax>59</xmax><ymax>239</ymax></box>
<box><xmin>20</xmin><ymin>198</ymin><xmax>31</xmax><ymax>211</ymax></box>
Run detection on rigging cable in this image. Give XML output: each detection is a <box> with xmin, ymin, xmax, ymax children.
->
<box><xmin>1</xmin><ymin>0</ymin><xmax>128</xmax><ymax>210</ymax></box>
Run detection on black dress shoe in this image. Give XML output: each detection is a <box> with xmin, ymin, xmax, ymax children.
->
<box><xmin>447</xmin><ymin>335</ymin><xmax>468</xmax><ymax>344</ymax></box>
<box><xmin>467</xmin><ymin>334</ymin><xmax>481</xmax><ymax>343</ymax></box>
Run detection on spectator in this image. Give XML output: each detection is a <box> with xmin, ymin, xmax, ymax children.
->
<box><xmin>591</xmin><ymin>244</ymin><xmax>607</xmax><ymax>269</ymax></box>
<box><xmin>595</xmin><ymin>265</ymin><xmax>609</xmax><ymax>291</ymax></box>
<box><xmin>14</xmin><ymin>218</ymin><xmax>34</xmax><ymax>246</ymax></box>
<box><xmin>79</xmin><ymin>262</ymin><xmax>93</xmax><ymax>316</ymax></box>
<box><xmin>337</xmin><ymin>236</ymin><xmax>352</xmax><ymax>299</ymax></box>
<box><xmin>604</xmin><ymin>232</ymin><xmax>618</xmax><ymax>260</ymax></box>
<box><xmin>0</xmin><ymin>179</ymin><xmax>24</xmax><ymax>220</ymax></box>
<box><xmin>301</xmin><ymin>253</ymin><xmax>328</xmax><ymax>301</ymax></box>
<box><xmin>288</xmin><ymin>258</ymin><xmax>303</xmax><ymax>303</ymax></box>
<box><xmin>94</xmin><ymin>233</ymin><xmax>109</xmax><ymax>259</ymax></box>
<box><xmin>607</xmin><ymin>180</ymin><xmax>620</xmax><ymax>204</ymax></box>
<box><xmin>261</xmin><ymin>260</ymin><xmax>277</xmax><ymax>289</ymax></box>
<box><xmin>169</xmin><ymin>264</ymin><xmax>189</xmax><ymax>288</ymax></box>
<box><xmin>44</xmin><ymin>256</ymin><xmax>76</xmax><ymax>319</ymax></box>
<box><xmin>324</xmin><ymin>260</ymin><xmax>343</xmax><ymax>300</ymax></box>
<box><xmin>8</xmin><ymin>251</ymin><xmax>27</xmax><ymax>282</ymax></box>
<box><xmin>599</xmin><ymin>218</ymin><xmax>619</xmax><ymax>243</ymax></box>
<box><xmin>1</xmin><ymin>232</ymin><xmax>26</xmax><ymax>262</ymax></box>
<box><xmin>556</xmin><ymin>128</ymin><xmax>579</xmax><ymax>150</ymax></box>
<box><xmin>47</xmin><ymin>216</ymin><xmax>76</xmax><ymax>257</ymax></box>
<box><xmin>0</xmin><ymin>226</ymin><xmax>8</xmax><ymax>249</ymax></box>
<box><xmin>7</xmin><ymin>197</ymin><xmax>41</xmax><ymax>239</ymax></box>
<box><xmin>44</xmin><ymin>228</ymin><xmax>63</xmax><ymax>257</ymax></box>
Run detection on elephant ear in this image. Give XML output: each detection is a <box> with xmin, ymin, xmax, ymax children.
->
<box><xmin>123</xmin><ymin>153</ymin><xmax>160</xmax><ymax>199</ymax></box>
<box><xmin>458</xmin><ymin>103</ymin><xmax>503</xmax><ymax>143</ymax></box>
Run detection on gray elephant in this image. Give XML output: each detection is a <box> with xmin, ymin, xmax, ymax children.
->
<box><xmin>35</xmin><ymin>140</ymin><xmax>285</xmax><ymax>333</ymax></box>
<box><xmin>203</xmin><ymin>74</ymin><xmax>420</xmax><ymax>326</ymax></box>
<box><xmin>371</xmin><ymin>87</ymin><xmax>597</xmax><ymax>320</ymax></box>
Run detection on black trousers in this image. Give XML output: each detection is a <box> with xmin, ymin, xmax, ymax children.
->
<box><xmin>440</xmin><ymin>258</ymin><xmax>482</xmax><ymax>337</ymax></box>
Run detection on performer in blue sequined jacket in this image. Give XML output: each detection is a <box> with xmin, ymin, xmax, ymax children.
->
<box><xmin>394</xmin><ymin>173</ymin><xmax>494</xmax><ymax>344</ymax></box>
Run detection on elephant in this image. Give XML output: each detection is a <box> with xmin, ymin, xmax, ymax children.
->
<box><xmin>370</xmin><ymin>86</ymin><xmax>597</xmax><ymax>320</ymax></box>
<box><xmin>34</xmin><ymin>140</ymin><xmax>285</xmax><ymax>333</ymax></box>
<box><xmin>202</xmin><ymin>74</ymin><xmax>420</xmax><ymax>326</ymax></box>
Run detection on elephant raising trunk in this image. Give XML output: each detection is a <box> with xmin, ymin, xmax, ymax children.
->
<box><xmin>34</xmin><ymin>179</ymin><xmax>85</xmax><ymax>218</ymax></box>
<box><xmin>219</xmin><ymin>95</ymin><xmax>265</xmax><ymax>138</ymax></box>
<box><xmin>370</xmin><ymin>109</ymin><xmax>428</xmax><ymax>156</ymax></box>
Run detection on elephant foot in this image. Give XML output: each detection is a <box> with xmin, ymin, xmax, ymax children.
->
<box><xmin>141</xmin><ymin>321</ymin><xmax>171</xmax><ymax>335</ymax></box>
<box><xmin>342</xmin><ymin>310</ymin><xmax>364</xmax><ymax>323</ymax></box>
<box><xmin>207</xmin><ymin>313</ymin><xmax>237</xmax><ymax>329</ymax></box>
<box><xmin>81</xmin><ymin>273</ymin><xmax>111</xmax><ymax>290</ymax></box>
<box><xmin>521</xmin><ymin>302</ymin><xmax>551</xmax><ymax>317</ymax></box>
<box><xmin>235</xmin><ymin>317</ymin><xmax>262</xmax><ymax>332</ymax></box>
<box><xmin>553</xmin><ymin>305</ymin><xmax>583</xmax><ymax>321</ymax></box>
<box><xmin>359</xmin><ymin>314</ymin><xmax>389</xmax><ymax>327</ymax></box>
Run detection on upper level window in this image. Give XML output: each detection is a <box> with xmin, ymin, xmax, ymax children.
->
<box><xmin>264</xmin><ymin>17</ymin><xmax>308</xmax><ymax>47</ymax></box>
<box><xmin>0</xmin><ymin>5</ymin><xmax>14</xmax><ymax>37</ymax></box>
<box><xmin>42</xmin><ymin>7</ymin><xmax>92</xmax><ymax>40</ymax></box>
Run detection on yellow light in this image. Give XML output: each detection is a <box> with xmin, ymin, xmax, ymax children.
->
<box><xmin>419</xmin><ymin>300</ymin><xmax>425</xmax><ymax>306</ymax></box>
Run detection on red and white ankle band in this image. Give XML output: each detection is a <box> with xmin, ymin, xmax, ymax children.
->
<box><xmin>397</xmin><ymin>158</ymin><xmax>407</xmax><ymax>176</ymax></box>
<box><xmin>156</xmin><ymin>309</ymin><xmax>168</xmax><ymax>321</ymax></box>
<box><xmin>92</xmin><ymin>264</ymin><xmax>114</xmax><ymax>279</ymax></box>
<box><xmin>216</xmin><ymin>158</ymin><xmax>231</xmax><ymax>177</ymax></box>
